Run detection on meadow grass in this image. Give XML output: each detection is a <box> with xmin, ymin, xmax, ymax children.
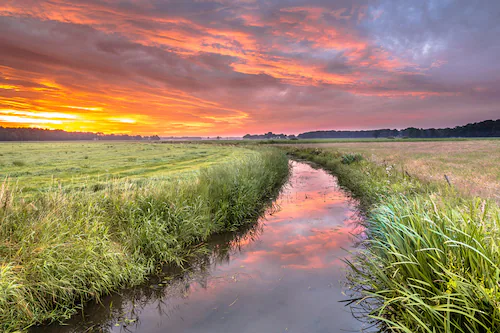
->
<box><xmin>0</xmin><ymin>142</ymin><xmax>241</xmax><ymax>193</ymax></box>
<box><xmin>191</xmin><ymin>138</ymin><xmax>500</xmax><ymax>201</ymax></box>
<box><xmin>180</xmin><ymin>137</ymin><xmax>500</xmax><ymax>145</ymax></box>
<box><xmin>285</xmin><ymin>139</ymin><xmax>500</xmax><ymax>201</ymax></box>
<box><xmin>0</xmin><ymin>144</ymin><xmax>289</xmax><ymax>332</ymax></box>
<box><xmin>284</xmin><ymin>147</ymin><xmax>500</xmax><ymax>333</ymax></box>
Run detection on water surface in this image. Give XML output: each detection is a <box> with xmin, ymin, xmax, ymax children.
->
<box><xmin>36</xmin><ymin>161</ymin><xmax>364</xmax><ymax>333</ymax></box>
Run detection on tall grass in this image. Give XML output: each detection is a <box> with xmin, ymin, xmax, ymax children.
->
<box><xmin>285</xmin><ymin>147</ymin><xmax>500</xmax><ymax>332</ymax></box>
<box><xmin>0</xmin><ymin>148</ymin><xmax>289</xmax><ymax>332</ymax></box>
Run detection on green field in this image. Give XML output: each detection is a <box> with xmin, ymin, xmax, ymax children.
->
<box><xmin>0</xmin><ymin>142</ymin><xmax>289</xmax><ymax>332</ymax></box>
<box><xmin>172</xmin><ymin>138</ymin><xmax>500</xmax><ymax>201</ymax></box>
<box><xmin>2</xmin><ymin>139</ymin><xmax>500</xmax><ymax>332</ymax></box>
<box><xmin>0</xmin><ymin>142</ymin><xmax>247</xmax><ymax>193</ymax></box>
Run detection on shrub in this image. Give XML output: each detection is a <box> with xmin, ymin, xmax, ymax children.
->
<box><xmin>341</xmin><ymin>153</ymin><xmax>364</xmax><ymax>165</ymax></box>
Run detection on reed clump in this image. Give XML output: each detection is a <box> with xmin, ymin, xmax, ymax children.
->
<box><xmin>285</xmin><ymin>147</ymin><xmax>500</xmax><ymax>333</ymax></box>
<box><xmin>0</xmin><ymin>148</ymin><xmax>289</xmax><ymax>332</ymax></box>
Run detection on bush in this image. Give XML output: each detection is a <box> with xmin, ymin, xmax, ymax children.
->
<box><xmin>341</xmin><ymin>153</ymin><xmax>364</xmax><ymax>165</ymax></box>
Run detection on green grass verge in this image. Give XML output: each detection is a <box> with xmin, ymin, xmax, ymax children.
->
<box><xmin>0</xmin><ymin>148</ymin><xmax>289</xmax><ymax>332</ymax></box>
<box><xmin>284</xmin><ymin>147</ymin><xmax>500</xmax><ymax>333</ymax></box>
<box><xmin>0</xmin><ymin>142</ymin><xmax>246</xmax><ymax>193</ymax></box>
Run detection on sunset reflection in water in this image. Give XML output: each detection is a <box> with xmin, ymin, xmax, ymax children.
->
<box><xmin>35</xmin><ymin>161</ymin><xmax>364</xmax><ymax>333</ymax></box>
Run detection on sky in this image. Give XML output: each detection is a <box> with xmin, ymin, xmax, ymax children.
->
<box><xmin>0</xmin><ymin>0</ymin><xmax>499</xmax><ymax>136</ymax></box>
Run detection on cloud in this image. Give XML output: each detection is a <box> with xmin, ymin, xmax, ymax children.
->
<box><xmin>0</xmin><ymin>0</ymin><xmax>499</xmax><ymax>135</ymax></box>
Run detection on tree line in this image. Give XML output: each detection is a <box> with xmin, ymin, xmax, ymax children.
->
<box><xmin>243</xmin><ymin>132</ymin><xmax>296</xmax><ymax>140</ymax></box>
<box><xmin>244</xmin><ymin>119</ymin><xmax>500</xmax><ymax>140</ymax></box>
<box><xmin>0</xmin><ymin>126</ymin><xmax>160</xmax><ymax>141</ymax></box>
<box><xmin>298</xmin><ymin>119</ymin><xmax>500</xmax><ymax>139</ymax></box>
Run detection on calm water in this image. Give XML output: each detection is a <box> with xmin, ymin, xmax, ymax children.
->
<box><xmin>35</xmin><ymin>161</ymin><xmax>365</xmax><ymax>333</ymax></box>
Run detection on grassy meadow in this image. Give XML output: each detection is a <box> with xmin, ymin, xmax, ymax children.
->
<box><xmin>191</xmin><ymin>137</ymin><xmax>500</xmax><ymax>201</ymax></box>
<box><xmin>0</xmin><ymin>142</ymin><xmax>244</xmax><ymax>193</ymax></box>
<box><xmin>288</xmin><ymin>139</ymin><xmax>500</xmax><ymax>201</ymax></box>
<box><xmin>1</xmin><ymin>138</ymin><xmax>499</xmax><ymax>333</ymax></box>
<box><xmin>284</xmin><ymin>146</ymin><xmax>500</xmax><ymax>332</ymax></box>
<box><xmin>0</xmin><ymin>142</ymin><xmax>289</xmax><ymax>332</ymax></box>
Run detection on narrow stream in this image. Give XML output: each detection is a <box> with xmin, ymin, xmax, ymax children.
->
<box><xmin>35</xmin><ymin>161</ymin><xmax>365</xmax><ymax>333</ymax></box>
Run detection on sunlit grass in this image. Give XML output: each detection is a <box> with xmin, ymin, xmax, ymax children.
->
<box><xmin>285</xmin><ymin>147</ymin><xmax>500</xmax><ymax>333</ymax></box>
<box><xmin>346</xmin><ymin>196</ymin><xmax>500</xmax><ymax>332</ymax></box>
<box><xmin>0</xmin><ymin>144</ymin><xmax>289</xmax><ymax>332</ymax></box>
<box><xmin>0</xmin><ymin>142</ymin><xmax>240</xmax><ymax>193</ymax></box>
<box><xmin>285</xmin><ymin>139</ymin><xmax>500</xmax><ymax>202</ymax></box>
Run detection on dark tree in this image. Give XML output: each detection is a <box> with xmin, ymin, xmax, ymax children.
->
<box><xmin>0</xmin><ymin>127</ymin><xmax>160</xmax><ymax>141</ymax></box>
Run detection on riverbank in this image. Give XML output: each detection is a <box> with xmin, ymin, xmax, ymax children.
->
<box><xmin>285</xmin><ymin>147</ymin><xmax>500</xmax><ymax>332</ymax></box>
<box><xmin>0</xmin><ymin>146</ymin><xmax>289</xmax><ymax>332</ymax></box>
<box><xmin>31</xmin><ymin>161</ymin><xmax>363</xmax><ymax>333</ymax></box>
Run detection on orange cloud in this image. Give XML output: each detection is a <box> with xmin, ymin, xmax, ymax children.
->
<box><xmin>0</xmin><ymin>1</ymin><xmax>469</xmax><ymax>135</ymax></box>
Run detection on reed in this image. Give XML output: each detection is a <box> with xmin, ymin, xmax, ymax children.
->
<box><xmin>285</xmin><ymin>147</ymin><xmax>500</xmax><ymax>332</ymax></box>
<box><xmin>0</xmin><ymin>148</ymin><xmax>289</xmax><ymax>332</ymax></box>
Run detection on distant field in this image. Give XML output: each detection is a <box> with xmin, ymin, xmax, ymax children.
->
<box><xmin>0</xmin><ymin>142</ymin><xmax>245</xmax><ymax>193</ymax></box>
<box><xmin>270</xmin><ymin>137</ymin><xmax>499</xmax><ymax>143</ymax></box>
<box><xmin>289</xmin><ymin>139</ymin><xmax>500</xmax><ymax>201</ymax></box>
<box><xmin>173</xmin><ymin>137</ymin><xmax>500</xmax><ymax>145</ymax></box>
<box><xmin>167</xmin><ymin>138</ymin><xmax>500</xmax><ymax>200</ymax></box>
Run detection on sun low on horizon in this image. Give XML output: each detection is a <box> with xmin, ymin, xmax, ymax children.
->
<box><xmin>0</xmin><ymin>0</ymin><xmax>499</xmax><ymax>136</ymax></box>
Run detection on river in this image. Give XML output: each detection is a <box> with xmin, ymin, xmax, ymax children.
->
<box><xmin>34</xmin><ymin>161</ymin><xmax>365</xmax><ymax>333</ymax></box>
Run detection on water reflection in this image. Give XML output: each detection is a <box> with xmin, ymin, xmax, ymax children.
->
<box><xmin>34</xmin><ymin>161</ymin><xmax>365</xmax><ymax>333</ymax></box>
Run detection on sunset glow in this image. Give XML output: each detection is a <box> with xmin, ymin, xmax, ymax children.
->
<box><xmin>1</xmin><ymin>1</ymin><xmax>498</xmax><ymax>135</ymax></box>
